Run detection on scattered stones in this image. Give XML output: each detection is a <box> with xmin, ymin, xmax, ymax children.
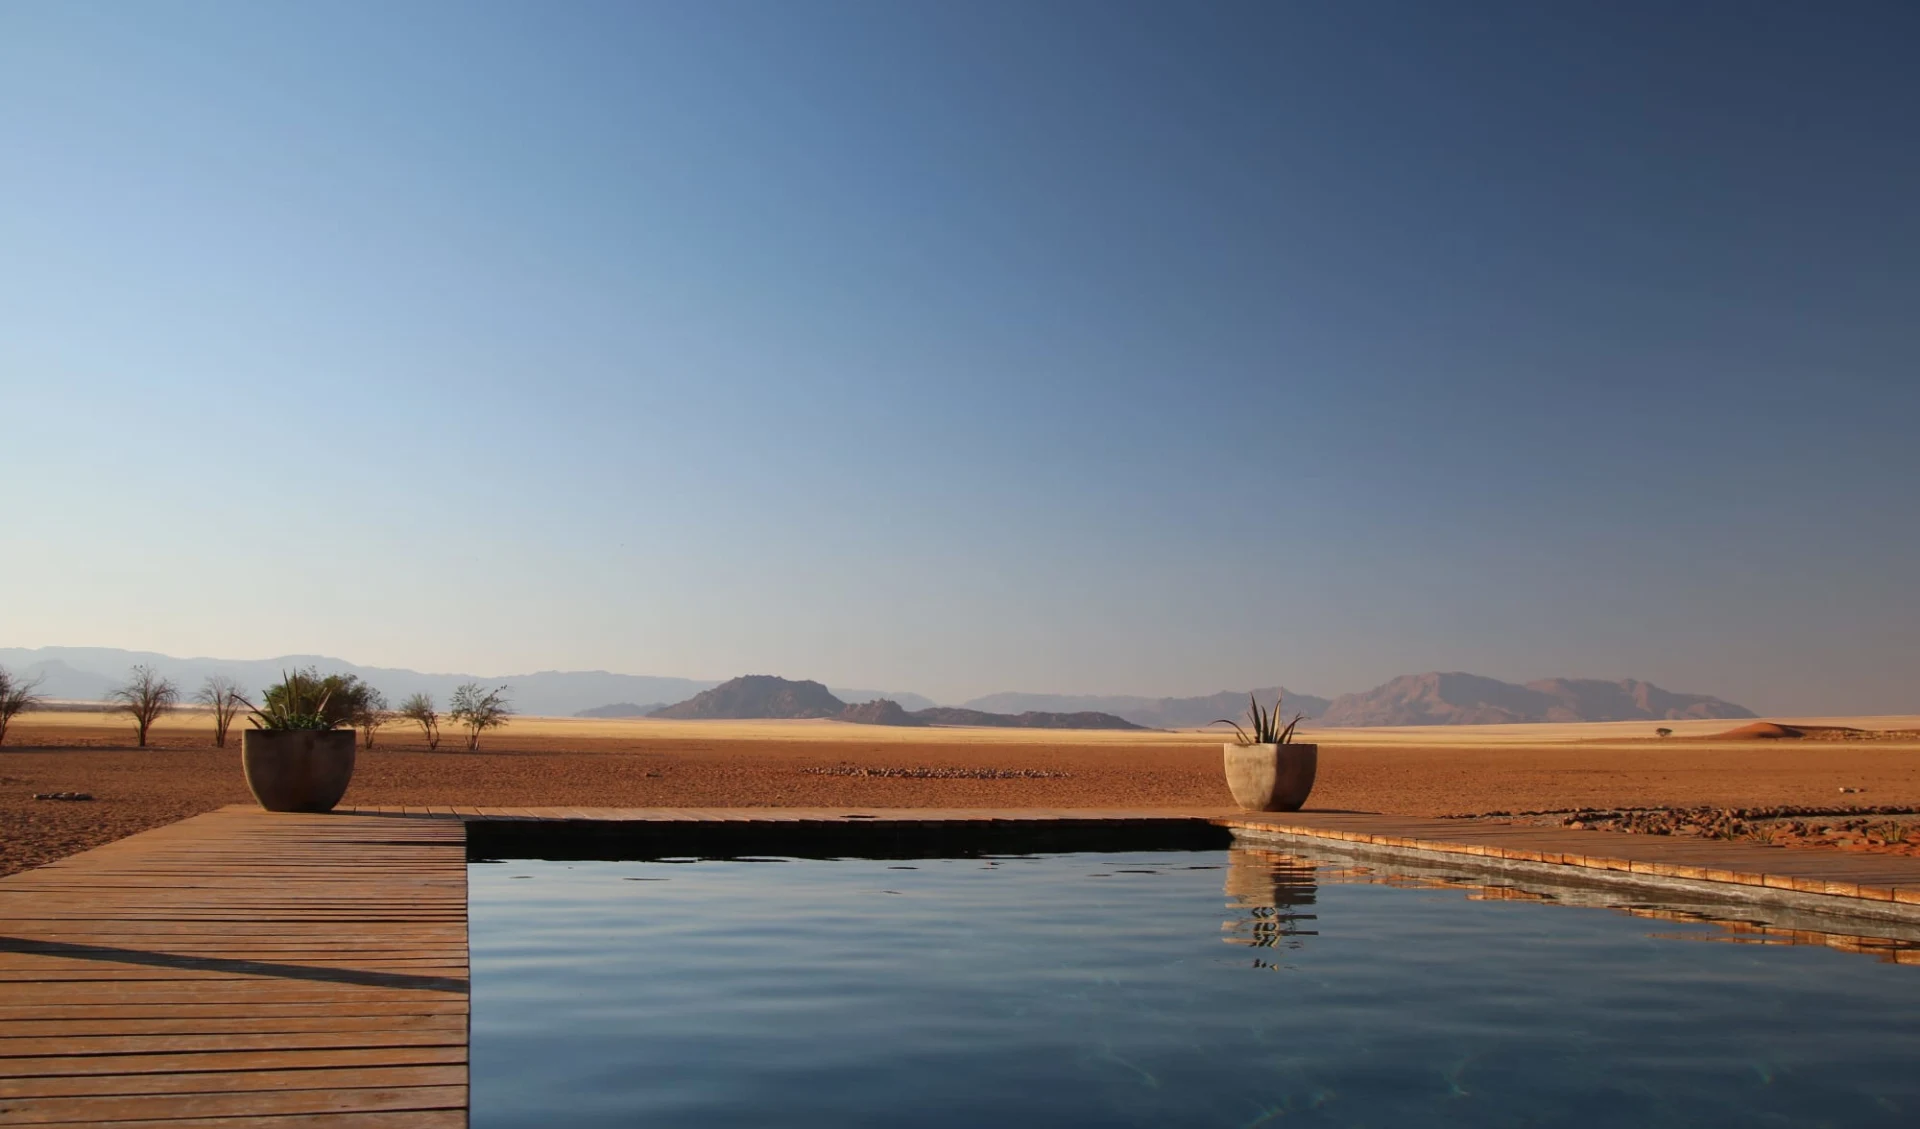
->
<box><xmin>801</xmin><ymin>766</ymin><xmax>1073</xmax><ymax>780</ymax></box>
<box><xmin>1454</xmin><ymin>803</ymin><xmax>1920</xmax><ymax>857</ymax></box>
<box><xmin>32</xmin><ymin>792</ymin><xmax>94</xmax><ymax>802</ymax></box>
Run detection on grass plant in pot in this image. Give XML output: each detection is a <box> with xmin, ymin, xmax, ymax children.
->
<box><xmin>241</xmin><ymin>670</ymin><xmax>357</xmax><ymax>813</ymax></box>
<box><xmin>1215</xmin><ymin>694</ymin><xmax>1318</xmax><ymax>812</ymax></box>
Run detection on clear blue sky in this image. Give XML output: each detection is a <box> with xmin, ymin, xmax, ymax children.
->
<box><xmin>3</xmin><ymin>1</ymin><xmax>1915</xmax><ymax>712</ymax></box>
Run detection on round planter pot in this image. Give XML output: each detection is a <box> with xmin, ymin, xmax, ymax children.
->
<box><xmin>242</xmin><ymin>729</ymin><xmax>356</xmax><ymax>813</ymax></box>
<box><xmin>1223</xmin><ymin>742</ymin><xmax>1318</xmax><ymax>812</ymax></box>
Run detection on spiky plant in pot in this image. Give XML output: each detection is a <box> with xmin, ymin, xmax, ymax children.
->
<box><xmin>240</xmin><ymin>669</ymin><xmax>359</xmax><ymax>813</ymax></box>
<box><xmin>1213</xmin><ymin>693</ymin><xmax>1306</xmax><ymax>746</ymax></box>
<box><xmin>1217</xmin><ymin>690</ymin><xmax>1318</xmax><ymax>813</ymax></box>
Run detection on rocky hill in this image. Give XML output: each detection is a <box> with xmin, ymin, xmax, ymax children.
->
<box><xmin>961</xmin><ymin>687</ymin><xmax>1332</xmax><ymax>729</ymax></box>
<box><xmin>649</xmin><ymin>679</ymin><xmax>1146</xmax><ymax>730</ymax></box>
<box><xmin>574</xmin><ymin>702</ymin><xmax>667</xmax><ymax>718</ymax></box>
<box><xmin>649</xmin><ymin>675</ymin><xmax>847</xmax><ymax>720</ymax></box>
<box><xmin>1316</xmin><ymin>673</ymin><xmax>1755</xmax><ymax>727</ymax></box>
<box><xmin>837</xmin><ymin>698</ymin><xmax>925</xmax><ymax>726</ymax></box>
<box><xmin>1523</xmin><ymin>678</ymin><xmax>1751</xmax><ymax>723</ymax></box>
<box><xmin>909</xmin><ymin>707</ymin><xmax>1144</xmax><ymax>731</ymax></box>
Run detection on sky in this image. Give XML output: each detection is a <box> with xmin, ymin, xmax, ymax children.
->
<box><xmin>2</xmin><ymin>1</ymin><xmax>1915</xmax><ymax>713</ymax></box>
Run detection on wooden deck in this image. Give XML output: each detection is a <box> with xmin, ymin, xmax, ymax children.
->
<box><xmin>4</xmin><ymin>803</ymin><xmax>1917</xmax><ymax>1125</ymax></box>
<box><xmin>0</xmin><ymin>808</ymin><xmax>468</xmax><ymax>1127</ymax></box>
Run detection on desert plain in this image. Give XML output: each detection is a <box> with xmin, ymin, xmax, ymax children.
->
<box><xmin>4</xmin><ymin>708</ymin><xmax>1918</xmax><ymax>877</ymax></box>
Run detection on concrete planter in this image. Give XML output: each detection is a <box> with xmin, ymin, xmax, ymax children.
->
<box><xmin>242</xmin><ymin>730</ymin><xmax>356</xmax><ymax>813</ymax></box>
<box><xmin>1223</xmin><ymin>742</ymin><xmax>1318</xmax><ymax>812</ymax></box>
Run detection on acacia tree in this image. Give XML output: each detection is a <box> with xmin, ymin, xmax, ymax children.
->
<box><xmin>0</xmin><ymin>666</ymin><xmax>47</xmax><ymax>747</ymax></box>
<box><xmin>195</xmin><ymin>675</ymin><xmax>247</xmax><ymax>748</ymax></box>
<box><xmin>398</xmin><ymin>692</ymin><xmax>441</xmax><ymax>751</ymax></box>
<box><xmin>108</xmin><ymin>665</ymin><xmax>180</xmax><ymax>748</ymax></box>
<box><xmin>352</xmin><ymin>688</ymin><xmax>393</xmax><ymax>749</ymax></box>
<box><xmin>448</xmin><ymin>683</ymin><xmax>512</xmax><ymax>751</ymax></box>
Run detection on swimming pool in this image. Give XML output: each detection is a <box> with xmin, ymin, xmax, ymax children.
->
<box><xmin>470</xmin><ymin>846</ymin><xmax>1920</xmax><ymax>1127</ymax></box>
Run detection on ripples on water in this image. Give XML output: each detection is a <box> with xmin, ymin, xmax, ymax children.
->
<box><xmin>471</xmin><ymin>848</ymin><xmax>1920</xmax><ymax>1128</ymax></box>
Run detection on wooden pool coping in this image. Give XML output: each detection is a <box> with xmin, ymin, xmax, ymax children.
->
<box><xmin>3</xmin><ymin>804</ymin><xmax>1917</xmax><ymax>1126</ymax></box>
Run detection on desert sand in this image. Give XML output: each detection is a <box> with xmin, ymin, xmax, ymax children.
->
<box><xmin>4</xmin><ymin>709</ymin><xmax>1917</xmax><ymax>877</ymax></box>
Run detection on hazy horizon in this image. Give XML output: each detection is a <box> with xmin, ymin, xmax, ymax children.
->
<box><xmin>0</xmin><ymin>641</ymin><xmax>1813</xmax><ymax>719</ymax></box>
<box><xmin>5</xmin><ymin>3</ymin><xmax>1916</xmax><ymax>715</ymax></box>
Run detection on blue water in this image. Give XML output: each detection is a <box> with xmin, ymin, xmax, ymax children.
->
<box><xmin>470</xmin><ymin>849</ymin><xmax>1920</xmax><ymax>1127</ymax></box>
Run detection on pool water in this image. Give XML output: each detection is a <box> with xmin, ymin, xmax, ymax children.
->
<box><xmin>470</xmin><ymin>848</ymin><xmax>1920</xmax><ymax>1128</ymax></box>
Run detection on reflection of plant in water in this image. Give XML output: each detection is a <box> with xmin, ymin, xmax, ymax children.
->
<box><xmin>1223</xmin><ymin>848</ymin><xmax>1319</xmax><ymax>951</ymax></box>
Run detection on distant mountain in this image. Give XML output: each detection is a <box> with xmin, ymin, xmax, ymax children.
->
<box><xmin>837</xmin><ymin>698</ymin><xmax>926</xmax><ymax>726</ymax></box>
<box><xmin>909</xmin><ymin>707</ymin><xmax>1145</xmax><ymax>731</ymax></box>
<box><xmin>0</xmin><ymin>646</ymin><xmax>721</xmax><ymax>718</ymax></box>
<box><xmin>1524</xmin><ymin>678</ymin><xmax>1756</xmax><ymax>723</ymax></box>
<box><xmin>651</xmin><ymin>679</ymin><xmax>1146</xmax><ymax>730</ymax></box>
<box><xmin>2</xmin><ymin>657</ymin><xmax>119</xmax><ymax>701</ymax></box>
<box><xmin>833</xmin><ymin>688</ymin><xmax>939</xmax><ymax>712</ymax></box>
<box><xmin>0</xmin><ymin>647</ymin><xmax>933</xmax><ymax>719</ymax></box>
<box><xmin>0</xmin><ymin>647</ymin><xmax>1758</xmax><ymax>729</ymax></box>
<box><xmin>574</xmin><ymin>702</ymin><xmax>668</xmax><ymax>719</ymax></box>
<box><xmin>650</xmin><ymin>675</ymin><xmax>847</xmax><ymax>720</ymax></box>
<box><xmin>962</xmin><ymin>687</ymin><xmax>1333</xmax><ymax>730</ymax></box>
<box><xmin>1316</xmin><ymin>673</ymin><xmax>1756</xmax><ymax>727</ymax></box>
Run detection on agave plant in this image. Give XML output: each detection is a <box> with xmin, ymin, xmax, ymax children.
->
<box><xmin>1213</xmin><ymin>692</ymin><xmax>1305</xmax><ymax>746</ymax></box>
<box><xmin>245</xmin><ymin>669</ymin><xmax>343</xmax><ymax>731</ymax></box>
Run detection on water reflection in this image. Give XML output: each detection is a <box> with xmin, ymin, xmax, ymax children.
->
<box><xmin>1221</xmin><ymin>847</ymin><xmax>1319</xmax><ymax>950</ymax></box>
<box><xmin>1222</xmin><ymin>843</ymin><xmax>1920</xmax><ymax>966</ymax></box>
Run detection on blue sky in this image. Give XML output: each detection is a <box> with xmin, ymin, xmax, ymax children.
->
<box><xmin>3</xmin><ymin>1</ymin><xmax>1915</xmax><ymax>712</ymax></box>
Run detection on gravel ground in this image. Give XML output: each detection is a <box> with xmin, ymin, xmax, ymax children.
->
<box><xmin>5</xmin><ymin>728</ymin><xmax>1917</xmax><ymax>877</ymax></box>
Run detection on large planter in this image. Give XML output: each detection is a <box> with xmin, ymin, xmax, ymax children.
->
<box><xmin>1223</xmin><ymin>742</ymin><xmax>1317</xmax><ymax>812</ymax></box>
<box><xmin>242</xmin><ymin>729</ymin><xmax>356</xmax><ymax>813</ymax></box>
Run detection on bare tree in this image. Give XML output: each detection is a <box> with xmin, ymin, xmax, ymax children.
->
<box><xmin>107</xmin><ymin>665</ymin><xmax>180</xmax><ymax>748</ymax></box>
<box><xmin>0</xmin><ymin>666</ymin><xmax>47</xmax><ymax>747</ymax></box>
<box><xmin>352</xmin><ymin>687</ymin><xmax>393</xmax><ymax>749</ymax></box>
<box><xmin>195</xmin><ymin>675</ymin><xmax>247</xmax><ymax>749</ymax></box>
<box><xmin>448</xmin><ymin>683</ymin><xmax>512</xmax><ymax>751</ymax></box>
<box><xmin>398</xmin><ymin>693</ymin><xmax>442</xmax><ymax>751</ymax></box>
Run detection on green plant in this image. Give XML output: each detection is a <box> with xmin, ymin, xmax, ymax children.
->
<box><xmin>1213</xmin><ymin>692</ymin><xmax>1306</xmax><ymax>746</ymax></box>
<box><xmin>248</xmin><ymin>668</ymin><xmax>384</xmax><ymax>731</ymax></box>
<box><xmin>247</xmin><ymin>669</ymin><xmax>345</xmax><ymax>731</ymax></box>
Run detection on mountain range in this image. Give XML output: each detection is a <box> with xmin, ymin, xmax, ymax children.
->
<box><xmin>959</xmin><ymin>688</ymin><xmax>1334</xmax><ymax>730</ymax></box>
<box><xmin>1313</xmin><ymin>672</ymin><xmax>1756</xmax><ymax>727</ymax></box>
<box><xmin>649</xmin><ymin>676</ymin><xmax>1145</xmax><ymax>730</ymax></box>
<box><xmin>0</xmin><ymin>647</ymin><xmax>933</xmax><ymax>718</ymax></box>
<box><xmin>0</xmin><ymin>647</ymin><xmax>1755</xmax><ymax>728</ymax></box>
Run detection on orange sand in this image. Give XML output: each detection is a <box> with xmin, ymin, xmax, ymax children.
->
<box><xmin>4</xmin><ymin>711</ymin><xmax>1917</xmax><ymax>877</ymax></box>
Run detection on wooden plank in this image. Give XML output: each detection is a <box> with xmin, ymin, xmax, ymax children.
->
<box><xmin>60</xmin><ymin>1115</ymin><xmax>462</xmax><ymax>1129</ymax></box>
<box><xmin>0</xmin><ymin>1066</ymin><xmax>464</xmax><ymax>1100</ymax></box>
<box><xmin>0</xmin><ymin>1085</ymin><xmax>465</xmax><ymax>1124</ymax></box>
